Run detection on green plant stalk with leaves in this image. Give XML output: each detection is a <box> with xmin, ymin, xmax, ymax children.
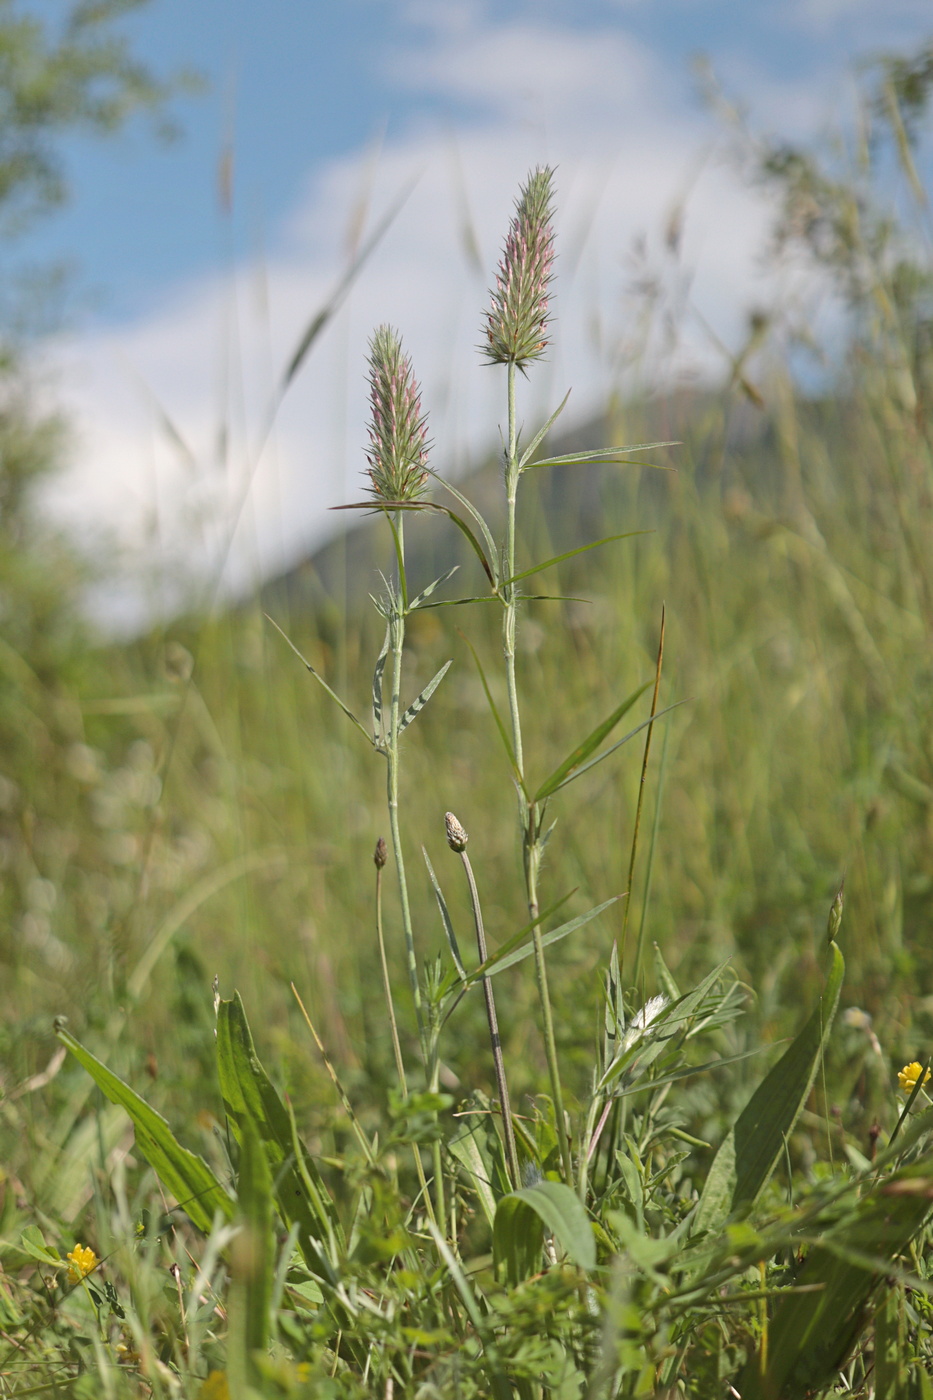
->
<box><xmin>485</xmin><ymin>168</ymin><xmax>574</xmax><ymax>1184</ymax></box>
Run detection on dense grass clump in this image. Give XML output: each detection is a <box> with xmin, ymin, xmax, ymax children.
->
<box><xmin>3</xmin><ymin>79</ymin><xmax>933</xmax><ymax>1398</ymax></box>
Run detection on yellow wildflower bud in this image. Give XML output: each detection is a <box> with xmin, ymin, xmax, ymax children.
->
<box><xmin>66</xmin><ymin>1243</ymin><xmax>98</xmax><ymax>1284</ymax></box>
<box><xmin>897</xmin><ymin>1061</ymin><xmax>931</xmax><ymax>1094</ymax></box>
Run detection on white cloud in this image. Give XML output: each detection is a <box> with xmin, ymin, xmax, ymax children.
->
<box><xmin>40</xmin><ymin>7</ymin><xmax>822</xmax><ymax>629</ymax></box>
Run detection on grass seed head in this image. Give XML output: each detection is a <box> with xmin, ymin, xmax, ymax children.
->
<box><xmin>482</xmin><ymin>166</ymin><xmax>556</xmax><ymax>369</ymax></box>
<box><xmin>365</xmin><ymin>324</ymin><xmax>430</xmax><ymax>502</ymax></box>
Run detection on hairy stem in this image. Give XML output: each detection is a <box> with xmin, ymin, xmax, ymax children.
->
<box><xmin>461</xmin><ymin>848</ymin><xmax>521</xmax><ymax>1188</ymax></box>
<box><xmin>502</xmin><ymin>360</ymin><xmax>572</xmax><ymax>1184</ymax></box>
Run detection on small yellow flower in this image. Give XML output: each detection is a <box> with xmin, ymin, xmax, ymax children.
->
<box><xmin>66</xmin><ymin>1243</ymin><xmax>98</xmax><ymax>1285</ymax></box>
<box><xmin>198</xmin><ymin>1373</ymin><xmax>230</xmax><ymax>1400</ymax></box>
<box><xmin>898</xmin><ymin>1062</ymin><xmax>931</xmax><ymax>1094</ymax></box>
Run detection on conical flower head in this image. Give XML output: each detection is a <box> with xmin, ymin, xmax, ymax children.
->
<box><xmin>365</xmin><ymin>325</ymin><xmax>430</xmax><ymax>502</ymax></box>
<box><xmin>482</xmin><ymin>166</ymin><xmax>556</xmax><ymax>369</ymax></box>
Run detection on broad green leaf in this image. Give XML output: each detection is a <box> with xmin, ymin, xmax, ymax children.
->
<box><xmin>19</xmin><ymin>1225</ymin><xmax>60</xmax><ymax>1265</ymax></box>
<box><xmin>493</xmin><ymin>1192</ymin><xmax>544</xmax><ymax>1285</ymax></box>
<box><xmin>693</xmin><ymin>941</ymin><xmax>845</xmax><ymax>1238</ymax></box>
<box><xmin>216</xmin><ymin>993</ymin><xmax>340</xmax><ymax>1279</ymax></box>
<box><xmin>448</xmin><ymin>1119</ymin><xmax>499</xmax><ymax>1229</ymax></box>
<box><xmin>473</xmin><ymin>896</ymin><xmax>619</xmax><ymax>982</ymax></box>
<box><xmin>739</xmin><ymin>1163</ymin><xmax>933</xmax><ymax>1400</ymax></box>
<box><xmin>501</xmin><ymin>532</ymin><xmax>650</xmax><ymax>587</ymax></box>
<box><xmin>398</xmin><ymin>659</ymin><xmax>452</xmax><ymax>734</ymax></box>
<box><xmin>55</xmin><ymin>1024</ymin><xmax>232</xmax><ymax>1235</ymax></box>
<box><xmin>518</xmin><ymin>388</ymin><xmax>573</xmax><ymax>469</ymax></box>
<box><xmin>494</xmin><ymin>1180</ymin><xmax>596</xmax><ymax>1285</ymax></box>
<box><xmin>533</xmin><ymin>682</ymin><xmax>652</xmax><ymax>802</ymax></box>
<box><xmin>523</xmin><ymin>441</ymin><xmax>678</xmax><ymax>470</ymax></box>
<box><xmin>234</xmin><ymin>1117</ymin><xmax>274</xmax><ymax>1358</ymax></box>
<box><xmin>265</xmin><ymin>614</ymin><xmax>374</xmax><ymax>747</ymax></box>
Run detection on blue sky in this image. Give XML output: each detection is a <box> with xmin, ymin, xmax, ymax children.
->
<box><xmin>28</xmin><ymin>0</ymin><xmax>932</xmax><ymax>324</ymax></box>
<box><xmin>24</xmin><ymin>0</ymin><xmax>933</xmax><ymax>624</ymax></box>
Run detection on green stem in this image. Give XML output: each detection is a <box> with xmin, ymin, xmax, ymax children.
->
<box><xmin>461</xmin><ymin>848</ymin><xmax>521</xmax><ymax>1188</ymax></box>
<box><xmin>385</xmin><ymin>512</ymin><xmax>446</xmax><ymax>1235</ymax></box>
<box><xmin>386</xmin><ymin>513</ymin><xmax>424</xmax><ymax>1050</ymax></box>
<box><xmin>502</xmin><ymin>360</ymin><xmax>572</xmax><ymax>1185</ymax></box>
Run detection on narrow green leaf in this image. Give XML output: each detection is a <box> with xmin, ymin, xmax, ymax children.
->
<box><xmin>524</xmin><ymin>440</ymin><xmax>679</xmax><ymax>470</ymax></box>
<box><xmin>265</xmin><ymin>614</ymin><xmax>374</xmax><ymax>748</ymax></box>
<box><xmin>612</xmin><ymin>1047</ymin><xmax>766</xmax><ymax>1099</ymax></box>
<box><xmin>216</xmin><ymin>993</ymin><xmax>340</xmax><ymax>1279</ymax></box>
<box><xmin>693</xmin><ymin>941</ymin><xmax>845</xmax><ymax>1238</ymax></box>
<box><xmin>334</xmin><ymin>500</ymin><xmax>496</xmax><ymax>587</ymax></box>
<box><xmin>424</xmin><ymin>467</ymin><xmax>501</xmax><ymax>587</ymax></box>
<box><xmin>55</xmin><ymin>1024</ymin><xmax>232</xmax><ymax>1235</ymax></box>
<box><xmin>457</xmin><ymin>629</ymin><xmax>527</xmax><ymax>796</ymax></box>
<box><xmin>501</xmin><ymin>532</ymin><xmax>651</xmax><ymax>587</ymax></box>
<box><xmin>542</xmin><ymin>700</ymin><xmax>686</xmax><ymax>799</ymax></box>
<box><xmin>372</xmin><ymin>625</ymin><xmax>389</xmax><ymax>746</ymax></box>
<box><xmin>398</xmin><ymin>659</ymin><xmax>452</xmax><ymax>735</ymax></box>
<box><xmin>409</xmin><ymin>565</ymin><xmax>460</xmax><ymax>611</ymax></box>
<box><xmin>494</xmin><ymin>1180</ymin><xmax>595</xmax><ymax>1284</ymax></box>
<box><xmin>422</xmin><ymin>846</ymin><xmax>467</xmax><ymax>981</ymax></box>
<box><xmin>517</xmin><ymin>388</ymin><xmax>573</xmax><ymax>469</ymax></box>
<box><xmin>533</xmin><ymin>682</ymin><xmax>652</xmax><ymax>802</ymax></box>
<box><xmin>474</xmin><ymin>896</ymin><xmax>618</xmax><ymax>982</ymax></box>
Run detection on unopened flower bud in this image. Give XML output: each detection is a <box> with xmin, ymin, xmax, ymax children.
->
<box><xmin>374</xmin><ymin>837</ymin><xmax>387</xmax><ymax>868</ymax></box>
<box><xmin>827</xmin><ymin>882</ymin><xmax>844</xmax><ymax>944</ymax></box>
<box><xmin>445</xmin><ymin>812</ymin><xmax>468</xmax><ymax>852</ymax></box>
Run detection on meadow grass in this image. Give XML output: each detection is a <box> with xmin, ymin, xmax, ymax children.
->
<box><xmin>1</xmin><ymin>145</ymin><xmax>933</xmax><ymax>1397</ymax></box>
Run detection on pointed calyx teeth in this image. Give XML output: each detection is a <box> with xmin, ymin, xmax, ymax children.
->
<box><xmin>445</xmin><ymin>812</ymin><xmax>468</xmax><ymax>852</ymax></box>
<box><xmin>374</xmin><ymin>837</ymin><xmax>388</xmax><ymax>868</ymax></box>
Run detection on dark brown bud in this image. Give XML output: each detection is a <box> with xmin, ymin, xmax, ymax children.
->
<box><xmin>374</xmin><ymin>837</ymin><xmax>388</xmax><ymax>868</ymax></box>
<box><xmin>445</xmin><ymin>812</ymin><xmax>468</xmax><ymax>852</ymax></box>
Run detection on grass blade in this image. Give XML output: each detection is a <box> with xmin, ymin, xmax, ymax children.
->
<box><xmin>473</xmin><ymin>895</ymin><xmax>619</xmax><ymax>981</ymax></box>
<box><xmin>523</xmin><ymin>440</ymin><xmax>678</xmax><ymax>470</ymax></box>
<box><xmin>265</xmin><ymin>613</ymin><xmax>374</xmax><ymax>747</ymax></box>
<box><xmin>501</xmin><ymin>531</ymin><xmax>651</xmax><ymax>587</ymax></box>
<box><xmin>542</xmin><ymin>700</ymin><xmax>686</xmax><ymax>799</ymax></box>
<box><xmin>458</xmin><ymin>628</ymin><xmax>527</xmax><ymax>796</ymax></box>
<box><xmin>533</xmin><ymin>682</ymin><xmax>652</xmax><ymax>803</ymax></box>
